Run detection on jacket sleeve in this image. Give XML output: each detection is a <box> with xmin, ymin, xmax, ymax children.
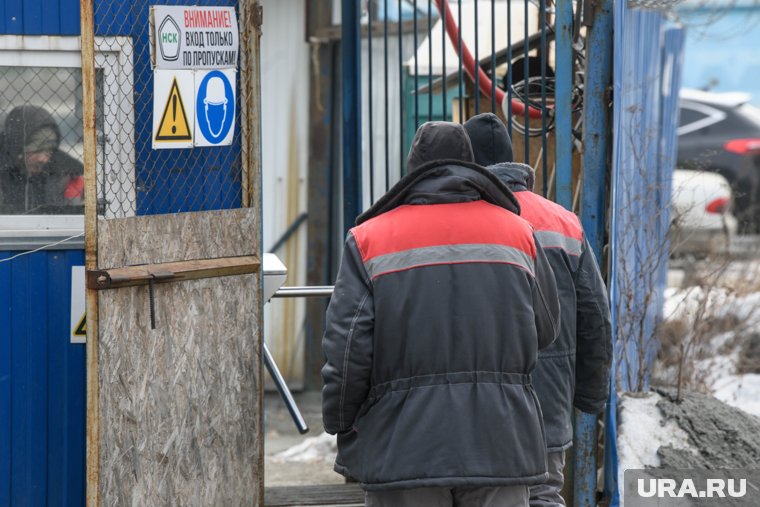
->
<box><xmin>321</xmin><ymin>232</ymin><xmax>375</xmax><ymax>435</ymax></box>
<box><xmin>573</xmin><ymin>236</ymin><xmax>612</xmax><ymax>413</ymax></box>
<box><xmin>531</xmin><ymin>234</ymin><xmax>561</xmax><ymax>350</ymax></box>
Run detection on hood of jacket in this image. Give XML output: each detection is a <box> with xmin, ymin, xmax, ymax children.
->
<box><xmin>357</xmin><ymin>121</ymin><xmax>519</xmax><ymax>224</ymax></box>
<box><xmin>462</xmin><ymin>113</ymin><xmax>535</xmax><ymax>192</ymax></box>
<box><xmin>1</xmin><ymin>105</ymin><xmax>61</xmax><ymax>170</ymax></box>
<box><xmin>489</xmin><ymin>162</ymin><xmax>536</xmax><ymax>193</ymax></box>
<box><xmin>463</xmin><ymin>112</ymin><xmax>513</xmax><ymax>167</ymax></box>
<box><xmin>406</xmin><ymin>121</ymin><xmax>475</xmax><ymax>173</ymax></box>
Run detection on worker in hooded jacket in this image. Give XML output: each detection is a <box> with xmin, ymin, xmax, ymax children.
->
<box><xmin>0</xmin><ymin>105</ymin><xmax>84</xmax><ymax>214</ymax></box>
<box><xmin>321</xmin><ymin>121</ymin><xmax>561</xmax><ymax>507</ymax></box>
<box><xmin>464</xmin><ymin>113</ymin><xmax>612</xmax><ymax>507</ymax></box>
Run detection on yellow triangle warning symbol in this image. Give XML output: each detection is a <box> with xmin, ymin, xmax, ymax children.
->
<box><xmin>155</xmin><ymin>77</ymin><xmax>192</xmax><ymax>142</ymax></box>
<box><xmin>74</xmin><ymin>313</ymin><xmax>86</xmax><ymax>336</ymax></box>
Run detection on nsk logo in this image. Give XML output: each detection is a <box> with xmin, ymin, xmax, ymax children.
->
<box><xmin>637</xmin><ymin>478</ymin><xmax>746</xmax><ymax>498</ymax></box>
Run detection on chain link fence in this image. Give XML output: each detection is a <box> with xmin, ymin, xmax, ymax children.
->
<box><xmin>93</xmin><ymin>0</ymin><xmax>243</xmax><ymax>218</ymax></box>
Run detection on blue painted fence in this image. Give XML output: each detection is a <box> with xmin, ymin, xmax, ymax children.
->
<box><xmin>604</xmin><ymin>5</ymin><xmax>685</xmax><ymax>504</ymax></box>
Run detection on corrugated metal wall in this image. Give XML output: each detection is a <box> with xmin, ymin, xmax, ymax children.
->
<box><xmin>0</xmin><ymin>0</ymin><xmax>80</xmax><ymax>35</ymax></box>
<box><xmin>610</xmin><ymin>10</ymin><xmax>684</xmax><ymax>393</ymax></box>
<box><xmin>604</xmin><ymin>4</ymin><xmax>685</xmax><ymax>503</ymax></box>
<box><xmin>0</xmin><ymin>249</ymin><xmax>86</xmax><ymax>507</ymax></box>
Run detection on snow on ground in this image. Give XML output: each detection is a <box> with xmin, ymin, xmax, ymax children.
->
<box><xmin>661</xmin><ymin>264</ymin><xmax>760</xmax><ymax>417</ymax></box>
<box><xmin>712</xmin><ymin>373</ymin><xmax>760</xmax><ymax>418</ymax></box>
<box><xmin>616</xmin><ymin>392</ymin><xmax>697</xmax><ymax>500</ymax></box>
<box><xmin>272</xmin><ymin>431</ymin><xmax>337</xmax><ymax>464</ymax></box>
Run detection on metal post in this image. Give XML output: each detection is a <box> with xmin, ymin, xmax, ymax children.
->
<box><xmin>342</xmin><ymin>0</ymin><xmax>363</xmax><ymax>233</ymax></box>
<box><xmin>80</xmin><ymin>0</ymin><xmax>99</xmax><ymax>504</ymax></box>
<box><xmin>577</xmin><ymin>0</ymin><xmax>613</xmax><ymax>505</ymax></box>
<box><xmin>555</xmin><ymin>0</ymin><xmax>573</xmax><ymax>209</ymax></box>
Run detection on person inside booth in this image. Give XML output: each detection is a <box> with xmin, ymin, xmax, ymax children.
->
<box><xmin>0</xmin><ymin>105</ymin><xmax>84</xmax><ymax>214</ymax></box>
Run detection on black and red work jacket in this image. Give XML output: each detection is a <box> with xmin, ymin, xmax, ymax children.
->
<box><xmin>322</xmin><ymin>159</ymin><xmax>561</xmax><ymax>491</ymax></box>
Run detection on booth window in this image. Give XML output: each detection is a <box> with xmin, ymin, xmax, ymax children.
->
<box><xmin>0</xmin><ymin>37</ymin><xmax>134</xmax><ymax>231</ymax></box>
<box><xmin>0</xmin><ymin>66</ymin><xmax>94</xmax><ymax>215</ymax></box>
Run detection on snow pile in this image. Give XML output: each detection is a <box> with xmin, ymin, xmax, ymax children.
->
<box><xmin>712</xmin><ymin>374</ymin><xmax>760</xmax><ymax>417</ymax></box>
<box><xmin>271</xmin><ymin>431</ymin><xmax>337</xmax><ymax>464</ymax></box>
<box><xmin>617</xmin><ymin>389</ymin><xmax>760</xmax><ymax>502</ymax></box>
<box><xmin>616</xmin><ymin>392</ymin><xmax>697</xmax><ymax>499</ymax></box>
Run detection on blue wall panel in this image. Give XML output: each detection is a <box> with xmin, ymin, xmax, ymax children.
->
<box><xmin>0</xmin><ymin>0</ymin><xmax>79</xmax><ymax>35</ymax></box>
<box><xmin>58</xmin><ymin>0</ymin><xmax>80</xmax><ymax>35</ymax></box>
<box><xmin>0</xmin><ymin>250</ymin><xmax>86</xmax><ymax>507</ymax></box>
<box><xmin>2</xmin><ymin>0</ymin><xmax>24</xmax><ymax>34</ymax></box>
<box><xmin>22</xmin><ymin>0</ymin><xmax>43</xmax><ymax>34</ymax></box>
<box><xmin>0</xmin><ymin>254</ymin><xmax>11</xmax><ymax>507</ymax></box>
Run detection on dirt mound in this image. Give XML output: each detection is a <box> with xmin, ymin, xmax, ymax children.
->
<box><xmin>654</xmin><ymin>388</ymin><xmax>760</xmax><ymax>469</ymax></box>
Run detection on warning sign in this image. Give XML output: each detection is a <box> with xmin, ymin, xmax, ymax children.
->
<box><xmin>71</xmin><ymin>266</ymin><xmax>85</xmax><ymax>344</ymax></box>
<box><xmin>74</xmin><ymin>314</ymin><xmax>86</xmax><ymax>337</ymax></box>
<box><xmin>153</xmin><ymin>69</ymin><xmax>195</xmax><ymax>149</ymax></box>
<box><xmin>155</xmin><ymin>78</ymin><xmax>192</xmax><ymax>141</ymax></box>
<box><xmin>152</xmin><ymin>5</ymin><xmax>239</xmax><ymax>70</ymax></box>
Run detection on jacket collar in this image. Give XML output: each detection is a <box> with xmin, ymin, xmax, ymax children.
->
<box><xmin>356</xmin><ymin>159</ymin><xmax>520</xmax><ymax>225</ymax></box>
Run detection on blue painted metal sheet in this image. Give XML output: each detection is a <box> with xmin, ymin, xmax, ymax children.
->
<box><xmin>0</xmin><ymin>0</ymin><xmax>79</xmax><ymax>35</ymax></box>
<box><xmin>604</xmin><ymin>6</ymin><xmax>685</xmax><ymax>505</ymax></box>
<box><xmin>58</xmin><ymin>0</ymin><xmax>80</xmax><ymax>35</ymax></box>
<box><xmin>0</xmin><ymin>250</ymin><xmax>86</xmax><ymax>507</ymax></box>
<box><xmin>22</xmin><ymin>0</ymin><xmax>43</xmax><ymax>34</ymax></box>
<box><xmin>1</xmin><ymin>0</ymin><xmax>24</xmax><ymax>34</ymax></box>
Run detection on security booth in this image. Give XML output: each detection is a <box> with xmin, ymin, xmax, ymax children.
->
<box><xmin>1</xmin><ymin>0</ymin><xmax>265</xmax><ymax>505</ymax></box>
<box><xmin>0</xmin><ymin>23</ymin><xmax>90</xmax><ymax>507</ymax></box>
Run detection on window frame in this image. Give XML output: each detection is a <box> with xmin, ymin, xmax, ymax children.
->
<box><xmin>0</xmin><ymin>35</ymin><xmax>135</xmax><ymax>250</ymax></box>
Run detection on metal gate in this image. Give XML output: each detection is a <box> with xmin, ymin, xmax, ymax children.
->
<box><xmin>343</xmin><ymin>0</ymin><xmax>586</xmax><ymax>228</ymax></box>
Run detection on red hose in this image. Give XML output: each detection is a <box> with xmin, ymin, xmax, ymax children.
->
<box><xmin>433</xmin><ymin>0</ymin><xmax>543</xmax><ymax>119</ymax></box>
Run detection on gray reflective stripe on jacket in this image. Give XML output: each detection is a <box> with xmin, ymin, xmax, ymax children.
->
<box><xmin>364</xmin><ymin>243</ymin><xmax>536</xmax><ymax>279</ymax></box>
<box><xmin>322</xmin><ymin>161</ymin><xmax>561</xmax><ymax>490</ymax></box>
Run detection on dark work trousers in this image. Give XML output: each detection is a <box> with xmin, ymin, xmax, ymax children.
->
<box><xmin>365</xmin><ymin>485</ymin><xmax>529</xmax><ymax>507</ymax></box>
<box><xmin>529</xmin><ymin>451</ymin><xmax>567</xmax><ymax>507</ymax></box>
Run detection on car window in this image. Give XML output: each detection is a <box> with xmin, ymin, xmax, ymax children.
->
<box><xmin>738</xmin><ymin>103</ymin><xmax>760</xmax><ymax>130</ymax></box>
<box><xmin>679</xmin><ymin>106</ymin><xmax>708</xmax><ymax>128</ymax></box>
<box><xmin>677</xmin><ymin>101</ymin><xmax>726</xmax><ymax>136</ymax></box>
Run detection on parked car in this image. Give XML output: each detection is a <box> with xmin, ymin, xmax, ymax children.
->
<box><xmin>670</xmin><ymin>169</ymin><xmax>737</xmax><ymax>257</ymax></box>
<box><xmin>678</xmin><ymin>89</ymin><xmax>760</xmax><ymax>232</ymax></box>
